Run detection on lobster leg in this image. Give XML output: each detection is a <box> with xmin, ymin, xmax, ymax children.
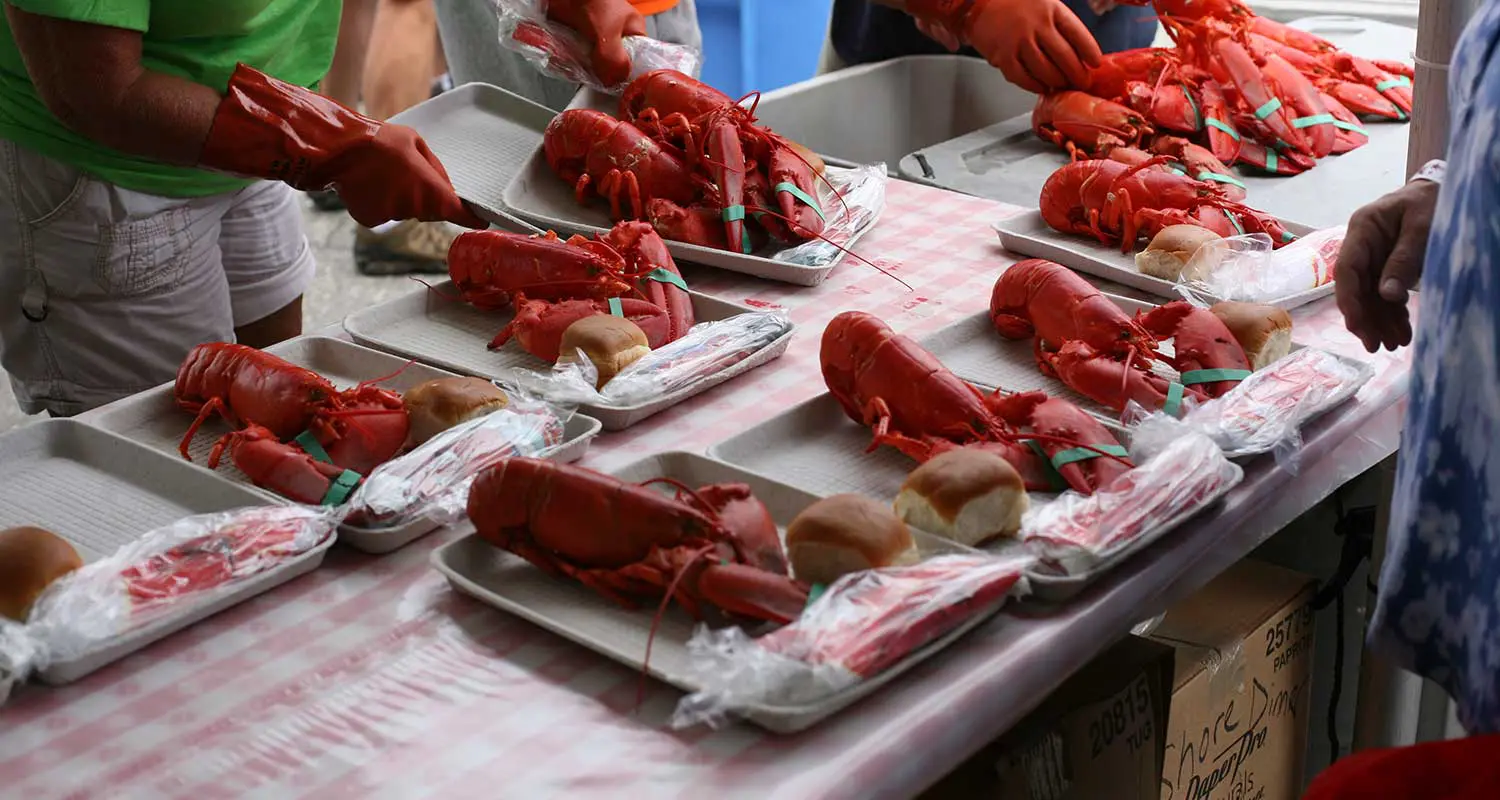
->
<box><xmin>180</xmin><ymin>396</ymin><xmax>231</xmax><ymax>461</ymax></box>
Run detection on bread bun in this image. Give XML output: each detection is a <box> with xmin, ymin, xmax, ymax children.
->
<box><xmin>1209</xmin><ymin>301</ymin><xmax>1293</xmax><ymax>370</ymax></box>
<box><xmin>786</xmin><ymin>494</ymin><xmax>919</xmax><ymax>585</ymax></box>
<box><xmin>558</xmin><ymin>315</ymin><xmax>650</xmax><ymax>388</ymax></box>
<box><xmin>0</xmin><ymin>526</ymin><xmax>83</xmax><ymax>621</ymax></box>
<box><xmin>403</xmin><ymin>377</ymin><xmax>509</xmax><ymax>447</ymax></box>
<box><xmin>1136</xmin><ymin>225</ymin><xmax>1223</xmax><ymax>281</ymax></box>
<box><xmin>894</xmin><ymin>448</ymin><xmax>1029</xmax><ymax>546</ymax></box>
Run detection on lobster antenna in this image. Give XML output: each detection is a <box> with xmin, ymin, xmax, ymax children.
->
<box><xmin>745</xmin><ymin>204</ymin><xmax>915</xmax><ymax>292</ymax></box>
<box><xmin>408</xmin><ymin>276</ymin><xmax>465</xmax><ymax>303</ymax></box>
<box><xmin>356</xmin><ymin>359</ymin><xmax>417</xmax><ymax>390</ymax></box>
<box><xmin>638</xmin><ymin>476</ymin><xmax>714</xmax><ymax>511</ymax></box>
<box><xmin>637</xmin><ymin>542</ymin><xmax>719</xmax><ymax>711</ymax></box>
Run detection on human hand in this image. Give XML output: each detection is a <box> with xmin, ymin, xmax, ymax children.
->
<box><xmin>331</xmin><ymin>124</ymin><xmax>487</xmax><ymax>230</ymax></box>
<box><xmin>1334</xmin><ymin>179</ymin><xmax>1439</xmax><ymax>352</ymax></box>
<box><xmin>545</xmin><ymin>0</ymin><xmax>648</xmax><ymax>86</ymax></box>
<box><xmin>965</xmin><ymin>0</ymin><xmax>1104</xmax><ymax>94</ymax></box>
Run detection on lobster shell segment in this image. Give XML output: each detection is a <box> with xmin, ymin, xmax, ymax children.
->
<box><xmin>467</xmin><ymin>458</ymin><xmax>806</xmax><ymax>624</ymax></box>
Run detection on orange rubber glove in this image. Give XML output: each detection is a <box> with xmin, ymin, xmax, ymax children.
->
<box><xmin>546</xmin><ymin>0</ymin><xmax>648</xmax><ymax>87</ymax></box>
<box><xmin>198</xmin><ymin>64</ymin><xmax>485</xmax><ymax>230</ymax></box>
<box><xmin>906</xmin><ymin>0</ymin><xmax>1103</xmax><ymax>94</ymax></box>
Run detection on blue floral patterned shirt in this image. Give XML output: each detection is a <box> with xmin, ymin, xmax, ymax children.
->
<box><xmin>1369</xmin><ymin>0</ymin><xmax>1500</xmax><ymax>734</ymax></box>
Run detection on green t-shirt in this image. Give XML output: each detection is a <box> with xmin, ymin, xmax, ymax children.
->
<box><xmin>0</xmin><ymin>0</ymin><xmax>341</xmax><ymax>198</ymax></box>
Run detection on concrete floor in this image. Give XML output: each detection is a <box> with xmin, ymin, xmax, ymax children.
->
<box><xmin>0</xmin><ymin>199</ymin><xmax>402</xmax><ymax>434</ymax></box>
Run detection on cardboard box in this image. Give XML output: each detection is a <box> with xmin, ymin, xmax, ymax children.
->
<box><xmin>1150</xmin><ymin>560</ymin><xmax>1318</xmax><ymax>800</ymax></box>
<box><xmin>923</xmin><ymin>635</ymin><xmax>1175</xmax><ymax>800</ymax></box>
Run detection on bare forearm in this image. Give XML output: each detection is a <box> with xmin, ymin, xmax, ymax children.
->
<box><xmin>66</xmin><ymin>71</ymin><xmax>220</xmax><ymax>165</ymax></box>
<box><xmin>5</xmin><ymin>5</ymin><xmax>220</xmax><ymax>165</ymax></box>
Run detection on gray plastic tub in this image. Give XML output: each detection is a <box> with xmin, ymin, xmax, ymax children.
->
<box><xmin>753</xmin><ymin>55</ymin><xmax>1035</xmax><ymax>170</ymax></box>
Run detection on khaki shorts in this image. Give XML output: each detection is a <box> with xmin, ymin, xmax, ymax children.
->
<box><xmin>0</xmin><ymin>141</ymin><xmax>315</xmax><ymax>416</ymax></box>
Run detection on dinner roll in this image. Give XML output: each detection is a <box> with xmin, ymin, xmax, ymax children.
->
<box><xmin>403</xmin><ymin>377</ymin><xmax>509</xmax><ymax>447</ymax></box>
<box><xmin>895</xmin><ymin>447</ymin><xmax>1029</xmax><ymax>546</ymax></box>
<box><xmin>0</xmin><ymin>526</ymin><xmax>83</xmax><ymax>622</ymax></box>
<box><xmin>786</xmin><ymin>494</ymin><xmax>919</xmax><ymax>585</ymax></box>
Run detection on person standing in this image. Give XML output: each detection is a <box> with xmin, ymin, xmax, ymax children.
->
<box><xmin>1332</xmin><ymin>0</ymin><xmax>1500</xmax><ymax>744</ymax></box>
<box><xmin>0</xmin><ymin>1</ymin><xmax>480</xmax><ymax>416</ymax></box>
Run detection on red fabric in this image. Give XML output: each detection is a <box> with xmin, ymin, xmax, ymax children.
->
<box><xmin>1303</xmin><ymin>734</ymin><xmax>1500</xmax><ymax>799</ymax></box>
<box><xmin>199</xmin><ymin>63</ymin><xmax>484</xmax><ymax>229</ymax></box>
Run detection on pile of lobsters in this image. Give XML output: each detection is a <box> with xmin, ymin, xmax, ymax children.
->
<box><xmin>541</xmin><ymin>69</ymin><xmax>832</xmax><ymax>255</ymax></box>
<box><xmin>1031</xmin><ymin>0</ymin><xmax>1412</xmax><ymax>251</ymax></box>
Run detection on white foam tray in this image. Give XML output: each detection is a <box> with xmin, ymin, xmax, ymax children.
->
<box><xmin>703</xmin><ymin>392</ymin><xmax>1244</xmax><ymax>602</ymax></box>
<box><xmin>343</xmin><ymin>284</ymin><xmax>793</xmax><ymax>430</ymax></box>
<box><xmin>499</xmin><ymin>88</ymin><xmax>880</xmax><ymax>287</ymax></box>
<box><xmin>0</xmin><ymin>420</ymin><xmax>328</xmax><ymax>684</ymax></box>
<box><xmin>430</xmin><ymin>450</ymin><xmax>1006</xmax><ymax>734</ymax></box>
<box><xmin>87</xmin><ymin>336</ymin><xmax>601</xmax><ymax>554</ymax></box>
<box><xmin>993</xmin><ymin>210</ymin><xmax>1330</xmax><ymax>309</ymax></box>
<box><xmin>389</xmin><ymin>82</ymin><xmax>558</xmax><ymax>234</ymax></box>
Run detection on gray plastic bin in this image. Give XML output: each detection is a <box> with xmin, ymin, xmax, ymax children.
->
<box><xmin>752</xmin><ymin>55</ymin><xmax>1033</xmax><ymax>170</ymax></box>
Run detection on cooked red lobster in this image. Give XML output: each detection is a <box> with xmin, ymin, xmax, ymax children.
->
<box><xmin>1039</xmin><ymin>158</ymin><xmax>1295</xmax><ymax>251</ymax></box>
<box><xmin>447</xmin><ymin>220</ymin><xmax>695</xmax><ymax>361</ymax></box>
<box><xmin>991</xmin><ymin>260</ymin><xmax>1253</xmax><ymax>413</ymax></box>
<box><xmin>821</xmin><ymin>310</ymin><xmax>1131</xmax><ymax>494</ymax></box>
<box><xmin>175</xmin><ymin>343</ymin><xmax>408</xmax><ymax>503</ymax></box>
<box><xmin>467</xmin><ymin>458</ymin><xmax>808</xmax><ymax>624</ymax></box>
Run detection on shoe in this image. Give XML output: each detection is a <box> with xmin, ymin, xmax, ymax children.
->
<box><xmin>354</xmin><ymin>219</ymin><xmax>462</xmax><ymax>275</ymax></box>
<box><xmin>307</xmin><ymin>189</ymin><xmax>346</xmax><ymax>212</ymax></box>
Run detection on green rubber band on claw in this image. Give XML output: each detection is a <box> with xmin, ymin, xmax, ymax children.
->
<box><xmin>1225</xmin><ymin>210</ymin><xmax>1246</xmax><ymax>236</ymax></box>
<box><xmin>321</xmin><ymin>469</ymin><xmax>361</xmax><ymax>506</ymax></box>
<box><xmin>1282</xmin><ymin>230</ymin><xmax>1297</xmax><ymax>242</ymax></box>
<box><xmin>1254</xmin><ymin>98</ymin><xmax>1283</xmax><ymax>120</ymax></box>
<box><xmin>608</xmin><ymin>297</ymin><xmax>623</xmax><ymax>317</ymax></box>
<box><xmin>1263</xmin><ymin>150</ymin><xmax>1279</xmax><ymax>173</ymax></box>
<box><xmin>1292</xmin><ymin>113</ymin><xmax>1337</xmax><ymax>128</ymax></box>
<box><xmin>1163</xmin><ymin>382</ymin><xmax>1186</xmax><ymax>417</ymax></box>
<box><xmin>721</xmin><ymin>204</ymin><xmax>746</xmax><ymax>222</ymax></box>
<box><xmin>1206</xmin><ymin>118</ymin><xmax>1241</xmax><ymax>141</ymax></box>
<box><xmin>1186</xmin><ymin>89</ymin><xmax>1202</xmax><ymax>130</ymax></box>
<box><xmin>1376</xmin><ymin>76</ymin><xmax>1412</xmax><ymax>91</ymax></box>
<box><xmin>1332</xmin><ymin>119</ymin><xmax>1368</xmax><ymax>134</ymax></box>
<box><xmin>1196</xmin><ymin>171</ymin><xmax>1247</xmax><ymax>189</ymax></box>
<box><xmin>773</xmin><ymin>182</ymin><xmax>826</xmax><ymax>221</ymax></box>
<box><xmin>643</xmin><ymin>267</ymin><xmax>689</xmax><ymax>292</ymax></box>
<box><xmin>1180</xmin><ymin>368</ymin><xmax>1253</xmax><ymax>385</ymax></box>
<box><xmin>805</xmin><ymin>583</ymin><xmax>827</xmax><ymax>610</ymax></box>
<box><xmin>739</xmin><ymin>228</ymin><xmax>753</xmax><ymax>255</ymax></box>
<box><xmin>1048</xmin><ymin>443</ymin><xmax>1129</xmax><ymax>470</ymax></box>
<box><xmin>1026</xmin><ymin>440</ymin><xmax>1070</xmax><ymax>492</ymax></box>
<box><xmin>295</xmin><ymin>430</ymin><xmax>333</xmax><ymax>464</ymax></box>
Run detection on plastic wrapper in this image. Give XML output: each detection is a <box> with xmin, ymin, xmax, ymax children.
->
<box><xmin>505</xmin><ymin>311</ymin><xmax>791</xmax><ymax>407</ymax></box>
<box><xmin>491</xmin><ymin>0</ymin><xmax>700</xmax><ymax>93</ymax></box>
<box><xmin>670</xmin><ymin>553</ymin><xmax>1035</xmax><ymax>729</ymax></box>
<box><xmin>767</xmin><ymin>163</ymin><xmax>888</xmax><ymax>267</ymax></box>
<box><xmin>0</xmin><ymin>506</ymin><xmax>337</xmax><ymax>683</ymax></box>
<box><xmin>343</xmin><ymin>394</ymin><xmax>569</xmax><ymax>529</ymax></box>
<box><xmin>1177</xmin><ymin>226</ymin><xmax>1342</xmax><ymax>303</ymax></box>
<box><xmin>1020</xmin><ymin>433</ymin><xmax>1243</xmax><ymax>576</ymax></box>
<box><xmin>1127</xmin><ymin>347</ymin><xmax>1374</xmax><ymax>471</ymax></box>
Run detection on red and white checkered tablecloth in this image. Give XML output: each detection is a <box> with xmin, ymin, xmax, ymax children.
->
<box><xmin>0</xmin><ymin>180</ymin><xmax>1412</xmax><ymax>800</ymax></box>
